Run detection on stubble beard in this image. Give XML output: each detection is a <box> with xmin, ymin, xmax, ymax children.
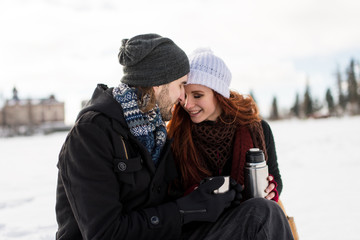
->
<box><xmin>157</xmin><ymin>86</ymin><xmax>174</xmax><ymax>121</ymax></box>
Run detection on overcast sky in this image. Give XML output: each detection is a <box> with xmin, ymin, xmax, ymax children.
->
<box><xmin>1</xmin><ymin>0</ymin><xmax>360</xmax><ymax>123</ymax></box>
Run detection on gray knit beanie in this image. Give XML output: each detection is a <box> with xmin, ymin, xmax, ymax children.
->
<box><xmin>118</xmin><ymin>33</ymin><xmax>190</xmax><ymax>87</ymax></box>
<box><xmin>187</xmin><ymin>48</ymin><xmax>232</xmax><ymax>98</ymax></box>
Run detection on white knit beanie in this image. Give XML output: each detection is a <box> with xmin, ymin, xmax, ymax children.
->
<box><xmin>187</xmin><ymin>48</ymin><xmax>232</xmax><ymax>98</ymax></box>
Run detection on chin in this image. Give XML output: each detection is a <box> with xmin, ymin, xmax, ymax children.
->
<box><xmin>190</xmin><ymin>117</ymin><xmax>203</xmax><ymax>124</ymax></box>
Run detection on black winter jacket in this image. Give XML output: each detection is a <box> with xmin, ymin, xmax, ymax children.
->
<box><xmin>56</xmin><ymin>84</ymin><xmax>182</xmax><ymax>240</ymax></box>
<box><xmin>261</xmin><ymin>120</ymin><xmax>282</xmax><ymax>195</ymax></box>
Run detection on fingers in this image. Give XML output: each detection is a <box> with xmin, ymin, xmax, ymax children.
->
<box><xmin>265</xmin><ymin>176</ymin><xmax>276</xmax><ymax>200</ymax></box>
<box><xmin>265</xmin><ymin>191</ymin><xmax>275</xmax><ymax>200</ymax></box>
<box><xmin>230</xmin><ymin>178</ymin><xmax>244</xmax><ymax>192</ymax></box>
<box><xmin>265</xmin><ymin>183</ymin><xmax>275</xmax><ymax>194</ymax></box>
<box><xmin>229</xmin><ymin>180</ymin><xmax>244</xmax><ymax>205</ymax></box>
<box><xmin>233</xmin><ymin>183</ymin><xmax>244</xmax><ymax>192</ymax></box>
<box><xmin>233</xmin><ymin>191</ymin><xmax>243</xmax><ymax>204</ymax></box>
<box><xmin>230</xmin><ymin>178</ymin><xmax>237</xmax><ymax>186</ymax></box>
<box><xmin>221</xmin><ymin>189</ymin><xmax>236</xmax><ymax>207</ymax></box>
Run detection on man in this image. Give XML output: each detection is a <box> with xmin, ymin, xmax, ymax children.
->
<box><xmin>55</xmin><ymin>34</ymin><xmax>236</xmax><ymax>239</ymax></box>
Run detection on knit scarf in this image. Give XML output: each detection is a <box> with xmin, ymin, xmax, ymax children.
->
<box><xmin>192</xmin><ymin>118</ymin><xmax>237</xmax><ymax>174</ymax></box>
<box><xmin>231</xmin><ymin>121</ymin><xmax>267</xmax><ymax>185</ymax></box>
<box><xmin>191</xmin><ymin>118</ymin><xmax>267</xmax><ymax>184</ymax></box>
<box><xmin>113</xmin><ymin>83</ymin><xmax>166</xmax><ymax>166</ymax></box>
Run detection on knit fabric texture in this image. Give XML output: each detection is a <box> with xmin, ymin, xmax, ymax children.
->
<box><xmin>187</xmin><ymin>48</ymin><xmax>232</xmax><ymax>98</ymax></box>
<box><xmin>113</xmin><ymin>83</ymin><xmax>166</xmax><ymax>166</ymax></box>
<box><xmin>191</xmin><ymin>118</ymin><xmax>237</xmax><ymax>174</ymax></box>
<box><xmin>191</xmin><ymin>119</ymin><xmax>267</xmax><ymax>184</ymax></box>
<box><xmin>231</xmin><ymin>121</ymin><xmax>267</xmax><ymax>185</ymax></box>
<box><xmin>119</xmin><ymin>33</ymin><xmax>190</xmax><ymax>87</ymax></box>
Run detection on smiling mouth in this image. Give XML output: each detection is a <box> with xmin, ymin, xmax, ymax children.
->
<box><xmin>188</xmin><ymin>110</ymin><xmax>201</xmax><ymax>116</ymax></box>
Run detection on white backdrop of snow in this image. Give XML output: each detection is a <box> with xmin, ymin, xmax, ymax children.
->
<box><xmin>0</xmin><ymin>116</ymin><xmax>359</xmax><ymax>240</ymax></box>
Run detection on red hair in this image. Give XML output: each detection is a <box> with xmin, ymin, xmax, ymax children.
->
<box><xmin>167</xmin><ymin>90</ymin><xmax>261</xmax><ymax>190</ymax></box>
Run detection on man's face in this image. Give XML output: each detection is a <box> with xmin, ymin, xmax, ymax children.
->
<box><xmin>155</xmin><ymin>75</ymin><xmax>188</xmax><ymax>121</ymax></box>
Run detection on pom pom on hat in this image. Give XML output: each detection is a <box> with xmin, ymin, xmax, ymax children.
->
<box><xmin>187</xmin><ymin>48</ymin><xmax>231</xmax><ymax>98</ymax></box>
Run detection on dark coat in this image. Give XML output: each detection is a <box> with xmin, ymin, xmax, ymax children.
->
<box><xmin>261</xmin><ymin>120</ymin><xmax>283</xmax><ymax>194</ymax></box>
<box><xmin>56</xmin><ymin>84</ymin><xmax>182</xmax><ymax>240</ymax></box>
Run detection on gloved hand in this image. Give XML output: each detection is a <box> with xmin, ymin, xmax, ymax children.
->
<box><xmin>230</xmin><ymin>178</ymin><xmax>244</xmax><ymax>206</ymax></box>
<box><xmin>176</xmin><ymin>176</ymin><xmax>235</xmax><ymax>224</ymax></box>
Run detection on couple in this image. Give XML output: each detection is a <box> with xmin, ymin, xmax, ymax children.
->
<box><xmin>55</xmin><ymin>34</ymin><xmax>293</xmax><ymax>239</ymax></box>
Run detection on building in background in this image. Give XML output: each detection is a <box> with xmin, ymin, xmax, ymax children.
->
<box><xmin>0</xmin><ymin>87</ymin><xmax>70</xmax><ymax>136</ymax></box>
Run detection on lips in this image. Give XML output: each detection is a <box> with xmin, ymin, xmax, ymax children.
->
<box><xmin>188</xmin><ymin>110</ymin><xmax>201</xmax><ymax>116</ymax></box>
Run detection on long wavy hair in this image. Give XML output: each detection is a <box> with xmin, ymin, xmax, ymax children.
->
<box><xmin>167</xmin><ymin>90</ymin><xmax>261</xmax><ymax>190</ymax></box>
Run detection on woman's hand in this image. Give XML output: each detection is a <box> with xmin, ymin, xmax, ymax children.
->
<box><xmin>265</xmin><ymin>175</ymin><xmax>276</xmax><ymax>200</ymax></box>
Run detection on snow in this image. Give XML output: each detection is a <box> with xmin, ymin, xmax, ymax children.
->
<box><xmin>270</xmin><ymin>116</ymin><xmax>360</xmax><ymax>240</ymax></box>
<box><xmin>0</xmin><ymin>116</ymin><xmax>359</xmax><ymax>239</ymax></box>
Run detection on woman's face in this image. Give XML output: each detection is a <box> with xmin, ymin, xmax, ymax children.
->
<box><xmin>181</xmin><ymin>84</ymin><xmax>222</xmax><ymax>123</ymax></box>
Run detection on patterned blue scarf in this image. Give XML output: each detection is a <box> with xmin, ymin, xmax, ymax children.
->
<box><xmin>113</xmin><ymin>83</ymin><xmax>167</xmax><ymax>166</ymax></box>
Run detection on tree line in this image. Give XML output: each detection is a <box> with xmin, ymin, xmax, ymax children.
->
<box><xmin>263</xmin><ymin>58</ymin><xmax>360</xmax><ymax>120</ymax></box>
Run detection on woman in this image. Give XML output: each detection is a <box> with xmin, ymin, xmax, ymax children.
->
<box><xmin>168</xmin><ymin>48</ymin><xmax>282</xmax><ymax>201</ymax></box>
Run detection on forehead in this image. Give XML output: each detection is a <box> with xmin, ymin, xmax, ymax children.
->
<box><xmin>169</xmin><ymin>75</ymin><xmax>188</xmax><ymax>86</ymax></box>
<box><xmin>185</xmin><ymin>84</ymin><xmax>212</xmax><ymax>93</ymax></box>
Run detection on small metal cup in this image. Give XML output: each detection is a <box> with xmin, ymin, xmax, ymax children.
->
<box><xmin>201</xmin><ymin>176</ymin><xmax>230</xmax><ymax>194</ymax></box>
<box><xmin>213</xmin><ymin>176</ymin><xmax>230</xmax><ymax>194</ymax></box>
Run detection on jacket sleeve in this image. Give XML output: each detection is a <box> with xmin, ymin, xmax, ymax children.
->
<box><xmin>261</xmin><ymin>120</ymin><xmax>283</xmax><ymax>195</ymax></box>
<box><xmin>57</xmin><ymin>119</ymin><xmax>182</xmax><ymax>239</ymax></box>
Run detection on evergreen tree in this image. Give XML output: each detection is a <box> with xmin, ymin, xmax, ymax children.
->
<box><xmin>347</xmin><ymin>59</ymin><xmax>359</xmax><ymax>104</ymax></box>
<box><xmin>269</xmin><ymin>96</ymin><xmax>279</xmax><ymax>120</ymax></box>
<box><xmin>336</xmin><ymin>68</ymin><xmax>347</xmax><ymax>111</ymax></box>
<box><xmin>303</xmin><ymin>81</ymin><xmax>313</xmax><ymax>117</ymax></box>
<box><xmin>326</xmin><ymin>88</ymin><xmax>335</xmax><ymax>115</ymax></box>
<box><xmin>290</xmin><ymin>92</ymin><xmax>300</xmax><ymax>118</ymax></box>
<box><xmin>312</xmin><ymin>98</ymin><xmax>323</xmax><ymax>113</ymax></box>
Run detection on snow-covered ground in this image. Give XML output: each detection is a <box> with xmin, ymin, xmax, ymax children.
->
<box><xmin>0</xmin><ymin>116</ymin><xmax>359</xmax><ymax>240</ymax></box>
<box><xmin>270</xmin><ymin>116</ymin><xmax>360</xmax><ymax>240</ymax></box>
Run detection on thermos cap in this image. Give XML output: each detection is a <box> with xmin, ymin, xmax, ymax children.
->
<box><xmin>246</xmin><ymin>148</ymin><xmax>265</xmax><ymax>163</ymax></box>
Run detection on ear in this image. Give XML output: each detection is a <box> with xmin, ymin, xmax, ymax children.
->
<box><xmin>152</xmin><ymin>85</ymin><xmax>161</xmax><ymax>98</ymax></box>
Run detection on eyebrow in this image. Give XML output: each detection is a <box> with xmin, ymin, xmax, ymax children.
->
<box><xmin>190</xmin><ymin>90</ymin><xmax>205</xmax><ymax>94</ymax></box>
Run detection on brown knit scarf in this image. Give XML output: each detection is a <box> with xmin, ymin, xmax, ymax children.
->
<box><xmin>192</xmin><ymin>118</ymin><xmax>267</xmax><ymax>183</ymax></box>
<box><xmin>192</xmin><ymin>118</ymin><xmax>237</xmax><ymax>174</ymax></box>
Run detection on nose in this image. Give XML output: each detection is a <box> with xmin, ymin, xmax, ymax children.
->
<box><xmin>183</xmin><ymin>96</ymin><xmax>193</xmax><ymax>109</ymax></box>
<box><xmin>179</xmin><ymin>87</ymin><xmax>185</xmax><ymax>103</ymax></box>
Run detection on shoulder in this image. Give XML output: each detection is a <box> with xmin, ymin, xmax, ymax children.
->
<box><xmin>65</xmin><ymin>111</ymin><xmax>112</xmax><ymax>141</ymax></box>
<box><xmin>77</xmin><ymin>111</ymin><xmax>108</xmax><ymax>124</ymax></box>
<box><xmin>76</xmin><ymin>111</ymin><xmax>102</xmax><ymax>124</ymax></box>
<box><xmin>73</xmin><ymin>110</ymin><xmax>129</xmax><ymax>138</ymax></box>
<box><xmin>76</xmin><ymin>111</ymin><xmax>120</xmax><ymax>131</ymax></box>
<box><xmin>260</xmin><ymin>120</ymin><xmax>275</xmax><ymax>142</ymax></box>
<box><xmin>85</xmin><ymin>111</ymin><xmax>132</xmax><ymax>139</ymax></box>
<box><xmin>260</xmin><ymin>120</ymin><xmax>271</xmax><ymax>132</ymax></box>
